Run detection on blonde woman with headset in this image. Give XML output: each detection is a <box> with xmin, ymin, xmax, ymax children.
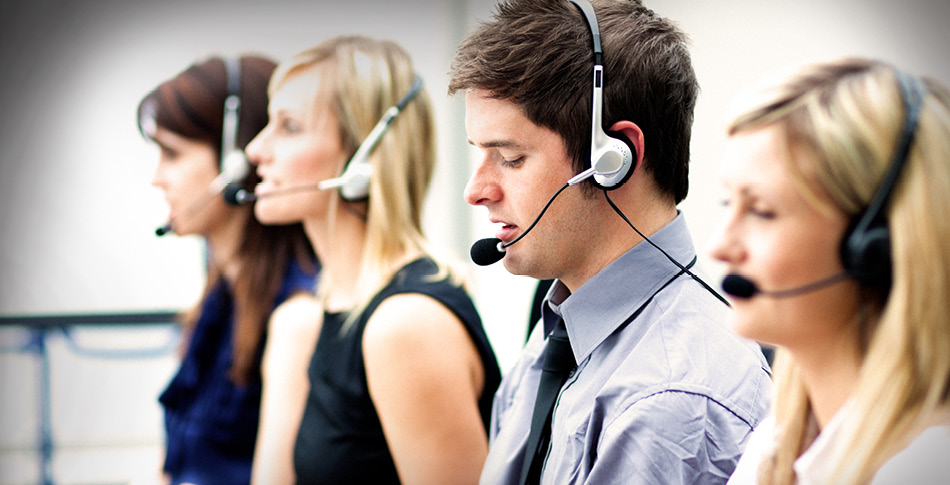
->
<box><xmin>712</xmin><ymin>58</ymin><xmax>950</xmax><ymax>484</ymax></box>
<box><xmin>244</xmin><ymin>36</ymin><xmax>502</xmax><ymax>484</ymax></box>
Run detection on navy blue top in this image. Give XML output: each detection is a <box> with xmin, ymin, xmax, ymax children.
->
<box><xmin>159</xmin><ymin>259</ymin><xmax>317</xmax><ymax>485</ymax></box>
<box><xmin>293</xmin><ymin>258</ymin><xmax>502</xmax><ymax>484</ymax></box>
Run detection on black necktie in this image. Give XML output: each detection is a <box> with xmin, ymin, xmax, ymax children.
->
<box><xmin>520</xmin><ymin>318</ymin><xmax>576</xmax><ymax>485</ymax></box>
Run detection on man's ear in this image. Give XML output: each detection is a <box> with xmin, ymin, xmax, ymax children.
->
<box><xmin>607</xmin><ymin>120</ymin><xmax>644</xmax><ymax>172</ymax></box>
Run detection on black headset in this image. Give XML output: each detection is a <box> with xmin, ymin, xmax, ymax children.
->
<box><xmin>317</xmin><ymin>75</ymin><xmax>424</xmax><ymax>201</ymax></box>
<box><xmin>569</xmin><ymin>0</ymin><xmax>636</xmax><ymax>190</ymax></box>
<box><xmin>840</xmin><ymin>69</ymin><xmax>926</xmax><ymax>290</ymax></box>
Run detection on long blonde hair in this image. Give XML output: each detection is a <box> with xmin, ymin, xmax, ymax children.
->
<box><xmin>728</xmin><ymin>58</ymin><xmax>950</xmax><ymax>484</ymax></box>
<box><xmin>270</xmin><ymin>36</ymin><xmax>453</xmax><ymax>325</ymax></box>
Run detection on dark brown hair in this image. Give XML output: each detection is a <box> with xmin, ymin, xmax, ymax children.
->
<box><xmin>449</xmin><ymin>0</ymin><xmax>698</xmax><ymax>202</ymax></box>
<box><xmin>137</xmin><ymin>55</ymin><xmax>316</xmax><ymax>385</ymax></box>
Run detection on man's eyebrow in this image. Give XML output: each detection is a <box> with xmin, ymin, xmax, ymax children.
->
<box><xmin>467</xmin><ymin>138</ymin><xmax>521</xmax><ymax>149</ymax></box>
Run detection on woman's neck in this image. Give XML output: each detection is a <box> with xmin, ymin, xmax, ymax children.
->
<box><xmin>791</xmin><ymin>328</ymin><xmax>863</xmax><ymax>430</ymax></box>
<box><xmin>205</xmin><ymin>208</ymin><xmax>249</xmax><ymax>283</ymax></box>
<box><xmin>304</xmin><ymin>204</ymin><xmax>368</xmax><ymax>312</ymax></box>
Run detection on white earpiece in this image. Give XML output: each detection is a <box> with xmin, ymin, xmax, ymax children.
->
<box><xmin>319</xmin><ymin>76</ymin><xmax>423</xmax><ymax>201</ymax></box>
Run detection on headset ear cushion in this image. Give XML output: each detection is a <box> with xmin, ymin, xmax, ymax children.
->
<box><xmin>607</xmin><ymin>130</ymin><xmax>637</xmax><ymax>168</ymax></box>
<box><xmin>593</xmin><ymin>130</ymin><xmax>636</xmax><ymax>190</ymax></box>
<box><xmin>841</xmin><ymin>221</ymin><xmax>892</xmax><ymax>289</ymax></box>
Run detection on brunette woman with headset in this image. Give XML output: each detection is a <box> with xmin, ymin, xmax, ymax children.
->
<box><xmin>137</xmin><ymin>55</ymin><xmax>319</xmax><ymax>485</ymax></box>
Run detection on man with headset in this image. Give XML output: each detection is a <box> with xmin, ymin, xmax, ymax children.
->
<box><xmin>449</xmin><ymin>0</ymin><xmax>772</xmax><ymax>483</ymax></box>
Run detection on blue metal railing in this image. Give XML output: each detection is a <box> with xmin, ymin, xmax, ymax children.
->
<box><xmin>0</xmin><ymin>311</ymin><xmax>180</xmax><ymax>485</ymax></box>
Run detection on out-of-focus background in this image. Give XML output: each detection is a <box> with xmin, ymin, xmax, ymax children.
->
<box><xmin>1</xmin><ymin>0</ymin><xmax>948</xmax><ymax>483</ymax></box>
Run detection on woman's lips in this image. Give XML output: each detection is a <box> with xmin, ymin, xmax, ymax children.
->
<box><xmin>255</xmin><ymin>182</ymin><xmax>278</xmax><ymax>197</ymax></box>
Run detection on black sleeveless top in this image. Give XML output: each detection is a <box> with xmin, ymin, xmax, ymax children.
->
<box><xmin>293</xmin><ymin>258</ymin><xmax>501</xmax><ymax>484</ymax></box>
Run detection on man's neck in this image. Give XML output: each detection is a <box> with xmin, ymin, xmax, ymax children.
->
<box><xmin>559</xmin><ymin>190</ymin><xmax>678</xmax><ymax>292</ymax></box>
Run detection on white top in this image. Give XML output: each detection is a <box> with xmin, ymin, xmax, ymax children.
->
<box><xmin>728</xmin><ymin>403</ymin><xmax>950</xmax><ymax>484</ymax></box>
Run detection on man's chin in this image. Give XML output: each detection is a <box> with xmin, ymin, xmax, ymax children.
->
<box><xmin>501</xmin><ymin>254</ymin><xmax>531</xmax><ymax>277</ymax></box>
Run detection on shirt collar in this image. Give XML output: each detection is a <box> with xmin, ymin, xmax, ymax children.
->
<box><xmin>544</xmin><ymin>212</ymin><xmax>696</xmax><ymax>364</ymax></box>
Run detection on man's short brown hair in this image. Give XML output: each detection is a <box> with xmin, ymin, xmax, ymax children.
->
<box><xmin>449</xmin><ymin>0</ymin><xmax>698</xmax><ymax>203</ymax></box>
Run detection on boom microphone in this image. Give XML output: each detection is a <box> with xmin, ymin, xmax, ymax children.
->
<box><xmin>223</xmin><ymin>184</ymin><xmax>255</xmax><ymax>205</ymax></box>
<box><xmin>154</xmin><ymin>155</ymin><xmax>249</xmax><ymax>236</ymax></box>
<box><xmin>471</xmin><ymin>238</ymin><xmax>507</xmax><ymax>266</ymax></box>
<box><xmin>721</xmin><ymin>272</ymin><xmax>849</xmax><ymax>299</ymax></box>
<box><xmin>469</xmin><ymin>182</ymin><xmax>572</xmax><ymax>266</ymax></box>
<box><xmin>469</xmin><ymin>130</ymin><xmax>636</xmax><ymax>267</ymax></box>
<box><xmin>468</xmin><ymin>173</ymin><xmax>732</xmax><ymax>306</ymax></box>
<box><xmin>154</xmin><ymin>190</ymin><xmax>216</xmax><ymax>237</ymax></box>
<box><xmin>223</xmin><ymin>183</ymin><xmax>327</xmax><ymax>206</ymax></box>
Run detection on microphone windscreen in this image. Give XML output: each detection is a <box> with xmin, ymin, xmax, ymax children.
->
<box><xmin>471</xmin><ymin>238</ymin><xmax>505</xmax><ymax>266</ymax></box>
<box><xmin>155</xmin><ymin>223</ymin><xmax>172</xmax><ymax>237</ymax></box>
<box><xmin>222</xmin><ymin>184</ymin><xmax>245</xmax><ymax>206</ymax></box>
<box><xmin>223</xmin><ymin>184</ymin><xmax>257</xmax><ymax>205</ymax></box>
<box><xmin>721</xmin><ymin>274</ymin><xmax>758</xmax><ymax>298</ymax></box>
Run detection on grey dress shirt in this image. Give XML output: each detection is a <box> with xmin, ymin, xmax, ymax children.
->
<box><xmin>480</xmin><ymin>213</ymin><xmax>772</xmax><ymax>485</ymax></box>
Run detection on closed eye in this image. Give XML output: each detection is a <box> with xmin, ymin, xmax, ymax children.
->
<box><xmin>279</xmin><ymin>117</ymin><xmax>302</xmax><ymax>134</ymax></box>
<box><xmin>159</xmin><ymin>145</ymin><xmax>179</xmax><ymax>160</ymax></box>
<box><xmin>721</xmin><ymin>195</ymin><xmax>775</xmax><ymax>219</ymax></box>
<box><xmin>501</xmin><ymin>156</ymin><xmax>524</xmax><ymax>168</ymax></box>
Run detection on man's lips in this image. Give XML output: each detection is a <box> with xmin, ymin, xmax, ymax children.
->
<box><xmin>493</xmin><ymin>221</ymin><xmax>519</xmax><ymax>243</ymax></box>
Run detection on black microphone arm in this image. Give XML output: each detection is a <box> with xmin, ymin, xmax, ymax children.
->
<box><xmin>469</xmin><ymin>182</ymin><xmax>571</xmax><ymax>266</ymax></box>
<box><xmin>154</xmin><ymin>166</ymin><xmax>244</xmax><ymax>236</ymax></box>
<box><xmin>721</xmin><ymin>272</ymin><xmax>849</xmax><ymax>299</ymax></box>
<box><xmin>224</xmin><ymin>183</ymin><xmax>328</xmax><ymax>206</ymax></box>
<box><xmin>154</xmin><ymin>190</ymin><xmax>217</xmax><ymax>237</ymax></box>
<box><xmin>155</xmin><ymin>223</ymin><xmax>173</xmax><ymax>237</ymax></box>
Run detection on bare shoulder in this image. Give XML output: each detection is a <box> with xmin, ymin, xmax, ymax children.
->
<box><xmin>362</xmin><ymin>292</ymin><xmax>484</xmax><ymax>407</ymax></box>
<box><xmin>361</xmin><ymin>293</ymin><xmax>488</xmax><ymax>483</ymax></box>
<box><xmin>361</xmin><ymin>292</ymin><xmax>482</xmax><ymax>380</ymax></box>
<box><xmin>362</xmin><ymin>293</ymin><xmax>467</xmax><ymax>351</ymax></box>
<box><xmin>268</xmin><ymin>292</ymin><xmax>322</xmax><ymax>341</ymax></box>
